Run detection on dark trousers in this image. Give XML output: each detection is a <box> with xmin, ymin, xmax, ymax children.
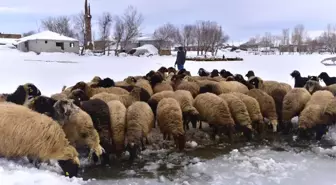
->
<box><xmin>177</xmin><ymin>63</ymin><xmax>184</xmax><ymax>70</ymax></box>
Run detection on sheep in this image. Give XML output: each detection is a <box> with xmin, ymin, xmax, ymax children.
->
<box><xmin>153</xmin><ymin>82</ymin><xmax>174</xmax><ymax>94</ymax></box>
<box><xmin>197</xmin><ymin>80</ymin><xmax>223</xmax><ymax>95</ymax></box>
<box><xmin>51</xmin><ymin>93</ymin><xmax>68</xmax><ymax>101</ymax></box>
<box><xmin>156</xmin><ymin>98</ymin><xmax>186</xmax><ymax>150</ymax></box>
<box><xmin>135</xmin><ymin>78</ymin><xmax>154</xmax><ymax>96</ymax></box>
<box><xmin>174</xmin><ymin>90</ymin><xmax>200</xmax><ymax>130</ymax></box>
<box><xmin>68</xmin><ymin>89</ymin><xmax>90</xmax><ymax>106</ymax></box>
<box><xmin>125</xmin><ymin>102</ymin><xmax>154</xmax><ymax>160</ymax></box>
<box><xmin>218</xmin><ymin>81</ymin><xmax>249</xmax><ymax>94</ymax></box>
<box><xmin>246</xmin><ymin>89</ymin><xmax>278</xmax><ymax>132</ymax></box>
<box><xmin>298</xmin><ymin>90</ymin><xmax>334</xmax><ymax>140</ymax></box>
<box><xmin>198</xmin><ymin>68</ymin><xmax>210</xmax><ymax>76</ymax></box>
<box><xmin>167</xmin><ymin>67</ymin><xmax>177</xmax><ymax>74</ymax></box>
<box><xmin>0</xmin><ymin>102</ymin><xmax>80</xmax><ymax>177</ymax></box>
<box><xmin>219</xmin><ymin>93</ymin><xmax>253</xmax><ymax>140</ymax></box>
<box><xmin>171</xmin><ymin>74</ymin><xmax>200</xmax><ymax>98</ymax></box>
<box><xmin>93</xmin><ymin>77</ymin><xmax>115</xmax><ymax>88</ymax></box>
<box><xmin>79</xmin><ymin>99</ymin><xmax>113</xmax><ymax>165</ymax></box>
<box><xmin>318</xmin><ymin>72</ymin><xmax>336</xmax><ymax>86</ymax></box>
<box><xmin>26</xmin><ymin>95</ymin><xmax>58</xmax><ymax>119</ymax></box>
<box><xmin>308</xmin><ymin>75</ymin><xmax>319</xmax><ymax>82</ymax></box>
<box><xmin>230</xmin><ymin>92</ymin><xmax>264</xmax><ymax>135</ymax></box>
<box><xmin>220</xmin><ymin>69</ymin><xmax>234</xmax><ymax>78</ymax></box>
<box><xmin>91</xmin><ymin>86</ymin><xmax>144</xmax><ymax>108</ymax></box>
<box><xmin>281</xmin><ymin>88</ymin><xmax>311</xmax><ymax>133</ymax></box>
<box><xmin>245</xmin><ymin>70</ymin><xmax>255</xmax><ymax>80</ymax></box>
<box><xmin>304</xmin><ymin>80</ymin><xmax>336</xmax><ymax>95</ymax></box>
<box><xmin>147</xmin><ymin>90</ymin><xmax>175</xmax><ymax>117</ymax></box>
<box><xmin>210</xmin><ymin>69</ymin><xmax>219</xmax><ymax>77</ymax></box>
<box><xmin>0</xmin><ymin>83</ymin><xmax>41</xmax><ymax>105</ymax></box>
<box><xmin>212</xmin><ymin>76</ymin><xmax>227</xmax><ymax>82</ymax></box>
<box><xmin>53</xmin><ymin>99</ymin><xmax>104</xmax><ymax>159</ymax></box>
<box><xmin>157</xmin><ymin>66</ymin><xmax>169</xmax><ymax>79</ymax></box>
<box><xmin>234</xmin><ymin>74</ymin><xmax>254</xmax><ymax>89</ymax></box>
<box><xmin>107</xmin><ymin>100</ymin><xmax>127</xmax><ymax>157</ymax></box>
<box><xmin>193</xmin><ymin>93</ymin><xmax>235</xmax><ymax>141</ymax></box>
<box><xmin>71</xmin><ymin>81</ymin><xmax>129</xmax><ymax>98</ymax></box>
<box><xmin>290</xmin><ymin>70</ymin><xmax>309</xmax><ymax>88</ymax></box>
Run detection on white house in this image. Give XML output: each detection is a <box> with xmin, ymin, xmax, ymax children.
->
<box><xmin>16</xmin><ymin>31</ymin><xmax>79</xmax><ymax>54</ymax></box>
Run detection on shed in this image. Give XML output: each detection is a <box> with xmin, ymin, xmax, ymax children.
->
<box><xmin>16</xmin><ymin>31</ymin><xmax>79</xmax><ymax>54</ymax></box>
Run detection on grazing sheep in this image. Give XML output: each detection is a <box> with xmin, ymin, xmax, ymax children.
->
<box><xmin>198</xmin><ymin>68</ymin><xmax>210</xmax><ymax>77</ymax></box>
<box><xmin>53</xmin><ymin>100</ymin><xmax>104</xmax><ymax>159</ymax></box>
<box><xmin>0</xmin><ymin>83</ymin><xmax>41</xmax><ymax>105</ymax></box>
<box><xmin>174</xmin><ymin>90</ymin><xmax>200</xmax><ymax>130</ymax></box>
<box><xmin>219</xmin><ymin>93</ymin><xmax>253</xmax><ymax>140</ymax></box>
<box><xmin>171</xmin><ymin>74</ymin><xmax>200</xmax><ymax>98</ymax></box>
<box><xmin>71</xmin><ymin>81</ymin><xmax>129</xmax><ymax>98</ymax></box>
<box><xmin>290</xmin><ymin>70</ymin><xmax>309</xmax><ymax>88</ymax></box>
<box><xmin>26</xmin><ymin>95</ymin><xmax>58</xmax><ymax>119</ymax></box>
<box><xmin>0</xmin><ymin>102</ymin><xmax>80</xmax><ymax>177</ymax></box>
<box><xmin>298</xmin><ymin>90</ymin><xmax>334</xmax><ymax>140</ymax></box>
<box><xmin>281</xmin><ymin>88</ymin><xmax>311</xmax><ymax>133</ymax></box>
<box><xmin>193</xmin><ymin>93</ymin><xmax>235</xmax><ymax>141</ymax></box>
<box><xmin>79</xmin><ymin>99</ymin><xmax>112</xmax><ymax>164</ymax></box>
<box><xmin>157</xmin><ymin>98</ymin><xmax>186</xmax><ymax>150</ymax></box>
<box><xmin>94</xmin><ymin>78</ymin><xmax>115</xmax><ymax>88</ymax></box>
<box><xmin>147</xmin><ymin>91</ymin><xmax>175</xmax><ymax>120</ymax></box>
<box><xmin>304</xmin><ymin>80</ymin><xmax>336</xmax><ymax>95</ymax></box>
<box><xmin>197</xmin><ymin>80</ymin><xmax>223</xmax><ymax>95</ymax></box>
<box><xmin>125</xmin><ymin>102</ymin><xmax>154</xmax><ymax>160</ymax></box>
<box><xmin>234</xmin><ymin>74</ymin><xmax>254</xmax><ymax>89</ymax></box>
<box><xmin>218</xmin><ymin>81</ymin><xmax>249</xmax><ymax>94</ymax></box>
<box><xmin>153</xmin><ymin>82</ymin><xmax>174</xmax><ymax>94</ymax></box>
<box><xmin>246</xmin><ymin>89</ymin><xmax>278</xmax><ymax>132</ymax></box>
<box><xmin>220</xmin><ymin>69</ymin><xmax>234</xmax><ymax>78</ymax></box>
<box><xmin>230</xmin><ymin>92</ymin><xmax>264</xmax><ymax>135</ymax></box>
<box><xmin>91</xmin><ymin>86</ymin><xmax>144</xmax><ymax>108</ymax></box>
<box><xmin>318</xmin><ymin>72</ymin><xmax>336</xmax><ymax>86</ymax></box>
<box><xmin>68</xmin><ymin>89</ymin><xmax>90</xmax><ymax>106</ymax></box>
<box><xmin>107</xmin><ymin>100</ymin><xmax>127</xmax><ymax>157</ymax></box>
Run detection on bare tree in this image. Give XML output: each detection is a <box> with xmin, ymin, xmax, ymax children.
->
<box><xmin>41</xmin><ymin>16</ymin><xmax>75</xmax><ymax>37</ymax></box>
<box><xmin>98</xmin><ymin>12</ymin><xmax>113</xmax><ymax>55</ymax></box>
<box><xmin>291</xmin><ymin>24</ymin><xmax>306</xmax><ymax>53</ymax></box>
<box><xmin>22</xmin><ymin>31</ymin><xmax>36</xmax><ymax>37</ymax></box>
<box><xmin>73</xmin><ymin>12</ymin><xmax>85</xmax><ymax>55</ymax></box>
<box><xmin>113</xmin><ymin>15</ymin><xmax>125</xmax><ymax>56</ymax></box>
<box><xmin>319</xmin><ymin>24</ymin><xmax>336</xmax><ymax>53</ymax></box>
<box><xmin>281</xmin><ymin>28</ymin><xmax>290</xmax><ymax>46</ymax></box>
<box><xmin>153</xmin><ymin>23</ymin><xmax>177</xmax><ymax>51</ymax></box>
<box><xmin>175</xmin><ymin>24</ymin><xmax>196</xmax><ymax>55</ymax></box>
<box><xmin>121</xmin><ymin>6</ymin><xmax>144</xmax><ymax>50</ymax></box>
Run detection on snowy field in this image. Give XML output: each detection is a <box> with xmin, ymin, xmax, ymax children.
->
<box><xmin>1</xmin><ymin>46</ymin><xmax>336</xmax><ymax>185</ymax></box>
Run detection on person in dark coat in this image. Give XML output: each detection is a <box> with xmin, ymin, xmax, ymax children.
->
<box><xmin>175</xmin><ymin>46</ymin><xmax>186</xmax><ymax>70</ymax></box>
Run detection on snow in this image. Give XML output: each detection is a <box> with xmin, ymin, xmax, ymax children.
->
<box><xmin>133</xmin><ymin>44</ymin><xmax>159</xmax><ymax>55</ymax></box>
<box><xmin>17</xmin><ymin>31</ymin><xmax>78</xmax><ymax>44</ymax></box>
<box><xmin>1</xmin><ymin>46</ymin><xmax>336</xmax><ymax>185</ymax></box>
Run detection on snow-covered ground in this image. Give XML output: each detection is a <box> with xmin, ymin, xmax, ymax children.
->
<box><xmin>1</xmin><ymin>46</ymin><xmax>336</xmax><ymax>185</ymax></box>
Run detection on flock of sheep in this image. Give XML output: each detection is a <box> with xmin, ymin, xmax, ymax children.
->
<box><xmin>1</xmin><ymin>66</ymin><xmax>336</xmax><ymax>178</ymax></box>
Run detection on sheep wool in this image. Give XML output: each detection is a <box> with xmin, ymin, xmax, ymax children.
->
<box><xmin>51</xmin><ymin>92</ymin><xmax>68</xmax><ymax>101</ymax></box>
<box><xmin>156</xmin><ymin>98</ymin><xmax>185</xmax><ymax>150</ymax></box>
<box><xmin>282</xmin><ymin>88</ymin><xmax>311</xmax><ymax>124</ymax></box>
<box><xmin>174</xmin><ymin>90</ymin><xmax>200</xmax><ymax>129</ymax></box>
<box><xmin>0</xmin><ymin>102</ymin><xmax>80</xmax><ymax>165</ymax></box>
<box><xmin>193</xmin><ymin>93</ymin><xmax>235</xmax><ymax>140</ymax></box>
<box><xmin>135</xmin><ymin>79</ymin><xmax>153</xmax><ymax>96</ymax></box>
<box><xmin>246</xmin><ymin>89</ymin><xmax>278</xmax><ymax>132</ymax></box>
<box><xmin>107</xmin><ymin>100</ymin><xmax>127</xmax><ymax>156</ymax></box>
<box><xmin>126</xmin><ymin>101</ymin><xmax>154</xmax><ymax>159</ymax></box>
<box><xmin>218</xmin><ymin>81</ymin><xmax>249</xmax><ymax>94</ymax></box>
<box><xmin>153</xmin><ymin>82</ymin><xmax>174</xmax><ymax>94</ymax></box>
<box><xmin>147</xmin><ymin>90</ymin><xmax>175</xmax><ymax>117</ymax></box>
<box><xmin>299</xmin><ymin>90</ymin><xmax>334</xmax><ymax>131</ymax></box>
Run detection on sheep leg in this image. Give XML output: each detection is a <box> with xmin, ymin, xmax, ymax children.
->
<box><xmin>315</xmin><ymin>124</ymin><xmax>328</xmax><ymax>140</ymax></box>
<box><xmin>199</xmin><ymin>121</ymin><xmax>203</xmax><ymax>130</ymax></box>
<box><xmin>141</xmin><ymin>138</ymin><xmax>146</xmax><ymax>151</ymax></box>
<box><xmin>145</xmin><ymin>137</ymin><xmax>150</xmax><ymax>145</ymax></box>
<box><xmin>211</xmin><ymin>126</ymin><xmax>218</xmax><ymax>140</ymax></box>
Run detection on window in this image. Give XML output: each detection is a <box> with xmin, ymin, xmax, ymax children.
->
<box><xmin>69</xmin><ymin>42</ymin><xmax>74</xmax><ymax>47</ymax></box>
<box><xmin>45</xmin><ymin>41</ymin><xmax>48</xmax><ymax>44</ymax></box>
<box><xmin>56</xmin><ymin>42</ymin><xmax>64</xmax><ymax>50</ymax></box>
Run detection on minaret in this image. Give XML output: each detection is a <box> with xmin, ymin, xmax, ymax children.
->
<box><xmin>84</xmin><ymin>0</ymin><xmax>93</xmax><ymax>50</ymax></box>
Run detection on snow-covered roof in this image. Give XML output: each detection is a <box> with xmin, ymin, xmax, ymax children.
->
<box><xmin>17</xmin><ymin>31</ymin><xmax>78</xmax><ymax>44</ymax></box>
<box><xmin>136</xmin><ymin>35</ymin><xmax>156</xmax><ymax>41</ymax></box>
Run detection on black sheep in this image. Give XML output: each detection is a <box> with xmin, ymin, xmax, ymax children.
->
<box><xmin>80</xmin><ymin>99</ymin><xmax>113</xmax><ymax>165</ymax></box>
<box><xmin>210</xmin><ymin>69</ymin><xmax>219</xmax><ymax>77</ymax></box>
<box><xmin>318</xmin><ymin>72</ymin><xmax>336</xmax><ymax>86</ymax></box>
<box><xmin>290</xmin><ymin>70</ymin><xmax>308</xmax><ymax>88</ymax></box>
<box><xmin>96</xmin><ymin>78</ymin><xmax>115</xmax><ymax>88</ymax></box>
<box><xmin>308</xmin><ymin>75</ymin><xmax>319</xmax><ymax>82</ymax></box>
<box><xmin>234</xmin><ymin>74</ymin><xmax>254</xmax><ymax>89</ymax></box>
<box><xmin>1</xmin><ymin>83</ymin><xmax>41</xmax><ymax>105</ymax></box>
<box><xmin>167</xmin><ymin>67</ymin><xmax>177</xmax><ymax>74</ymax></box>
<box><xmin>220</xmin><ymin>69</ymin><xmax>233</xmax><ymax>78</ymax></box>
<box><xmin>245</xmin><ymin>70</ymin><xmax>255</xmax><ymax>79</ymax></box>
<box><xmin>198</xmin><ymin>68</ymin><xmax>210</xmax><ymax>77</ymax></box>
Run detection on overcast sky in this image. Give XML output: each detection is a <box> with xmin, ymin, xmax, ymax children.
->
<box><xmin>0</xmin><ymin>0</ymin><xmax>335</xmax><ymax>41</ymax></box>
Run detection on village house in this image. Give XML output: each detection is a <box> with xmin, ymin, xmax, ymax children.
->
<box><xmin>16</xmin><ymin>31</ymin><xmax>79</xmax><ymax>54</ymax></box>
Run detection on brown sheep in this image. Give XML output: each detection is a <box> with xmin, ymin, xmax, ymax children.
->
<box><xmin>230</xmin><ymin>92</ymin><xmax>264</xmax><ymax>136</ymax></box>
<box><xmin>196</xmin><ymin>80</ymin><xmax>223</xmax><ymax>95</ymax></box>
<box><xmin>153</xmin><ymin>82</ymin><xmax>174</xmax><ymax>94</ymax></box>
<box><xmin>91</xmin><ymin>86</ymin><xmax>143</xmax><ymax>108</ymax></box>
<box><xmin>282</xmin><ymin>88</ymin><xmax>311</xmax><ymax>133</ymax></box>
<box><xmin>53</xmin><ymin>100</ymin><xmax>104</xmax><ymax>158</ymax></box>
<box><xmin>246</xmin><ymin>89</ymin><xmax>278</xmax><ymax>132</ymax></box>
<box><xmin>135</xmin><ymin>78</ymin><xmax>153</xmax><ymax>96</ymax></box>
<box><xmin>157</xmin><ymin>98</ymin><xmax>186</xmax><ymax>151</ymax></box>
<box><xmin>218</xmin><ymin>81</ymin><xmax>249</xmax><ymax>94</ymax></box>
<box><xmin>0</xmin><ymin>102</ymin><xmax>80</xmax><ymax>177</ymax></box>
<box><xmin>147</xmin><ymin>91</ymin><xmax>175</xmax><ymax>121</ymax></box>
<box><xmin>125</xmin><ymin>102</ymin><xmax>154</xmax><ymax>160</ymax></box>
<box><xmin>51</xmin><ymin>93</ymin><xmax>68</xmax><ymax>101</ymax></box>
<box><xmin>304</xmin><ymin>80</ymin><xmax>336</xmax><ymax>95</ymax></box>
<box><xmin>171</xmin><ymin>75</ymin><xmax>200</xmax><ymax>98</ymax></box>
<box><xmin>219</xmin><ymin>93</ymin><xmax>253</xmax><ymax>140</ymax></box>
<box><xmin>174</xmin><ymin>90</ymin><xmax>200</xmax><ymax>130</ymax></box>
<box><xmin>107</xmin><ymin>100</ymin><xmax>127</xmax><ymax>157</ymax></box>
<box><xmin>299</xmin><ymin>90</ymin><xmax>334</xmax><ymax>140</ymax></box>
<box><xmin>193</xmin><ymin>93</ymin><xmax>235</xmax><ymax>141</ymax></box>
<box><xmin>71</xmin><ymin>81</ymin><xmax>129</xmax><ymax>98</ymax></box>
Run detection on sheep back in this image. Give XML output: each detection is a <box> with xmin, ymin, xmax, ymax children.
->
<box><xmin>282</xmin><ymin>88</ymin><xmax>311</xmax><ymax>122</ymax></box>
<box><xmin>147</xmin><ymin>91</ymin><xmax>175</xmax><ymax>116</ymax></box>
<box><xmin>153</xmin><ymin>82</ymin><xmax>174</xmax><ymax>94</ymax></box>
<box><xmin>176</xmin><ymin>81</ymin><xmax>200</xmax><ymax>98</ymax></box>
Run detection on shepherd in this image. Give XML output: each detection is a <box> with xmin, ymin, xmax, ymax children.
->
<box><xmin>175</xmin><ymin>46</ymin><xmax>186</xmax><ymax>70</ymax></box>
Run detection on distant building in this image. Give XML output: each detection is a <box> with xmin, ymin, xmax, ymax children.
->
<box><xmin>0</xmin><ymin>33</ymin><xmax>21</xmax><ymax>39</ymax></box>
<box><xmin>16</xmin><ymin>31</ymin><xmax>79</xmax><ymax>54</ymax></box>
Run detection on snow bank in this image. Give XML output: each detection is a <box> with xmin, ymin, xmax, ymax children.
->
<box><xmin>133</xmin><ymin>44</ymin><xmax>159</xmax><ymax>55</ymax></box>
